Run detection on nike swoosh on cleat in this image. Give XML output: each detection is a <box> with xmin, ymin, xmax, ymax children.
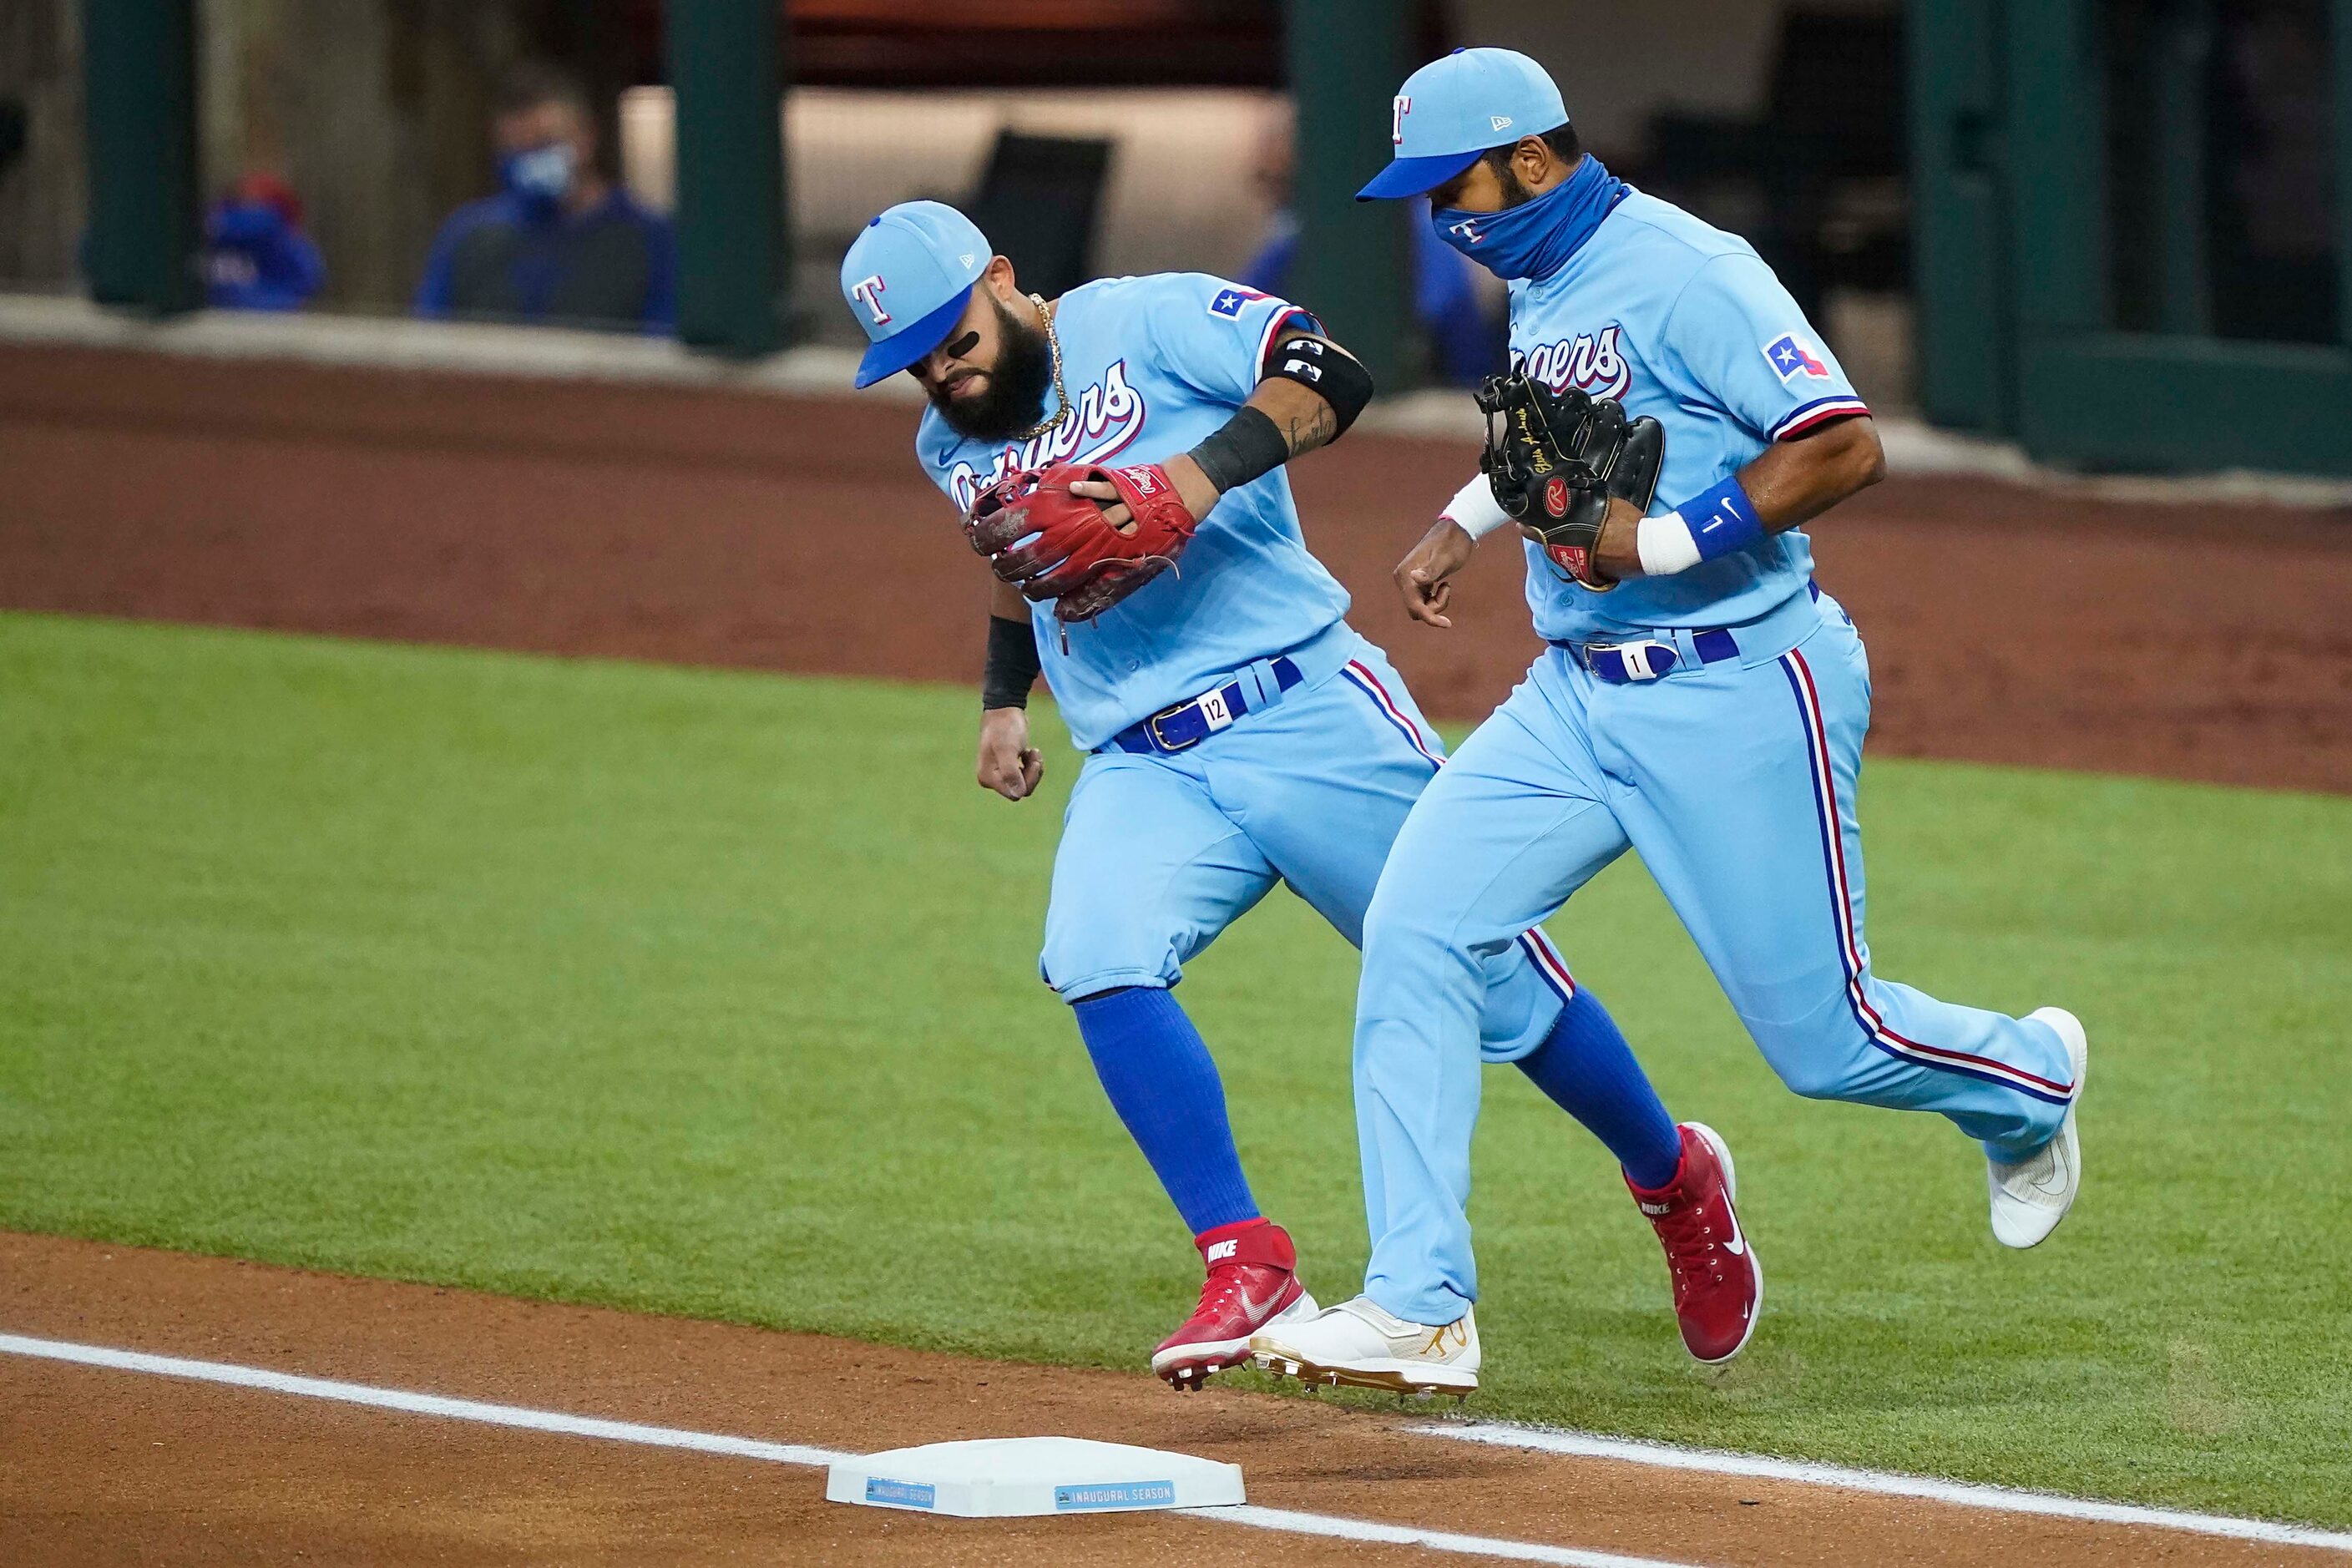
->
<box><xmin>1235</xmin><ymin>1286</ymin><xmax>1282</xmax><ymax>1320</ymax></box>
<box><xmin>2004</xmin><ymin>1148</ymin><xmax>2071</xmax><ymax>1200</ymax></box>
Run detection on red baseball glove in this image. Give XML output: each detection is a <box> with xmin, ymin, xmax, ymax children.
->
<box><xmin>963</xmin><ymin>461</ymin><xmax>1200</xmax><ymax>623</ymax></box>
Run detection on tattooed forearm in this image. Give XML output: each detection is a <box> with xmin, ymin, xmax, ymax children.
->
<box><xmin>1284</xmin><ymin>400</ymin><xmax>1338</xmax><ymax>457</ymax></box>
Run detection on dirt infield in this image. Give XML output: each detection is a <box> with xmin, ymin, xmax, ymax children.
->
<box><xmin>3</xmin><ymin>341</ymin><xmax>2349</xmax><ymax>793</ymax></box>
<box><xmin>7</xmin><ymin>1232</ymin><xmax>2339</xmax><ymax>1567</ymax></box>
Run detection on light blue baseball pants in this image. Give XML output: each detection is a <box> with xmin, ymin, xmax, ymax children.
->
<box><xmin>1354</xmin><ymin>590</ymin><xmax>2080</xmax><ymax>1323</ymax></box>
<box><xmin>1042</xmin><ymin>623</ymin><xmax>1572</xmax><ymax>1064</ymax></box>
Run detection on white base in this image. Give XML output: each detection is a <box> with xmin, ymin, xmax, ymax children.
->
<box><xmin>826</xmin><ymin>1436</ymin><xmax>1244</xmax><ymax>1518</ymax></box>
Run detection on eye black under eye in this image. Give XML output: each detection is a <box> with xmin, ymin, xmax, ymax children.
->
<box><xmin>943</xmin><ymin>331</ymin><xmax>980</xmax><ymax>359</ymax></box>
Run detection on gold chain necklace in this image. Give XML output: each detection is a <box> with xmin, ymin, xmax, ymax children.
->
<box><xmin>1008</xmin><ymin>293</ymin><xmax>1073</xmax><ymax>443</ymax></box>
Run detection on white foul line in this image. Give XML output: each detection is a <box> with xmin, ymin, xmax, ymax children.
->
<box><xmin>1185</xmin><ymin>1506</ymin><xmax>1700</xmax><ymax>1567</ymax></box>
<box><xmin>0</xmin><ymin>1333</ymin><xmax>1702</xmax><ymax>1568</ymax></box>
<box><xmin>1418</xmin><ymin>1421</ymin><xmax>2352</xmax><ymax>1555</ymax></box>
<box><xmin>0</xmin><ymin>1331</ymin><xmax>849</xmax><ymax>1468</ymax></box>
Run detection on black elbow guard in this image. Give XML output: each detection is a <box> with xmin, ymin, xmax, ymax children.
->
<box><xmin>1263</xmin><ymin>334</ymin><xmax>1374</xmax><ymax>435</ymax></box>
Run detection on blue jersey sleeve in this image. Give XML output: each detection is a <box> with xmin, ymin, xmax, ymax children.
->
<box><xmin>1660</xmin><ymin>255</ymin><xmax>1870</xmax><ymax>443</ymax></box>
<box><xmin>1145</xmin><ymin>274</ymin><xmax>1319</xmax><ymax>408</ymax></box>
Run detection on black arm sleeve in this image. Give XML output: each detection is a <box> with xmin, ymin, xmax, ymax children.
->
<box><xmin>982</xmin><ymin>613</ymin><xmax>1042</xmax><ymax>711</ymax></box>
<box><xmin>1186</xmin><ymin>406</ymin><xmax>1291</xmax><ymax>494</ymax></box>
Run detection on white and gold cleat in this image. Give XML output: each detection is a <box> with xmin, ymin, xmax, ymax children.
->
<box><xmin>1249</xmin><ymin>1294</ymin><xmax>1479</xmax><ymax>1395</ymax></box>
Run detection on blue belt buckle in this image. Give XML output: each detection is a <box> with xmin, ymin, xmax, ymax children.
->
<box><xmin>1145</xmin><ymin>704</ymin><xmax>1200</xmax><ymax>752</ymax></box>
<box><xmin>1591</xmin><ymin>640</ymin><xmax>1677</xmax><ymax>683</ymax></box>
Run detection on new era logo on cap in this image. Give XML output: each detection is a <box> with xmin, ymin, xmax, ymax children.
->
<box><xmin>1491</xmin><ymin>114</ymin><xmax>1513</xmax><ymax>131</ymax></box>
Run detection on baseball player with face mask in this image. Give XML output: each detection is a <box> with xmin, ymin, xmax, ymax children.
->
<box><xmin>1250</xmin><ymin>49</ymin><xmax>2087</xmax><ymax>1396</ymax></box>
<box><xmin>840</xmin><ymin>200</ymin><xmax>1754</xmax><ymax>1390</ymax></box>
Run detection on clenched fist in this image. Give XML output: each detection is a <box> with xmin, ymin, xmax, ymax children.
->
<box><xmin>977</xmin><ymin>706</ymin><xmax>1044</xmax><ymax>802</ymax></box>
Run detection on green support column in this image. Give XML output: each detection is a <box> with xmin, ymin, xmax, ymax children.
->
<box><xmin>1284</xmin><ymin>0</ymin><xmax>1415</xmax><ymax>390</ymax></box>
<box><xmin>2150</xmin><ymin>0</ymin><xmax>2213</xmax><ymax>336</ymax></box>
<box><xmin>666</xmin><ymin>0</ymin><xmax>787</xmax><ymax>357</ymax></box>
<box><xmin>2004</xmin><ymin>0</ymin><xmax>2107</xmax><ymax>336</ymax></box>
<box><xmin>1908</xmin><ymin>0</ymin><xmax>2011</xmax><ymax>432</ymax></box>
<box><xmin>83</xmin><ymin>0</ymin><xmax>201</xmax><ymax>316</ymax></box>
<box><xmin>2334</xmin><ymin>0</ymin><xmax>2352</xmax><ymax>343</ymax></box>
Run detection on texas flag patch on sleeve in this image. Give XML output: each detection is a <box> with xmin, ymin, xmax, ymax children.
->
<box><xmin>1208</xmin><ymin>286</ymin><xmax>1267</xmax><ymax>320</ymax></box>
<box><xmin>1764</xmin><ymin>333</ymin><xmax>1832</xmax><ymax>381</ymax></box>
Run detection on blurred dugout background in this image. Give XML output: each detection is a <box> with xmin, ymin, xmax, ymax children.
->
<box><xmin>3</xmin><ymin>0</ymin><xmax>2348</xmax><ymax>473</ymax></box>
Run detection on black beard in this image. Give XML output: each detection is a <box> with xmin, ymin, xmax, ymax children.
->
<box><xmin>1495</xmin><ymin>162</ymin><xmax>1537</xmax><ymax>209</ymax></box>
<box><xmin>929</xmin><ymin>296</ymin><xmax>1055</xmax><ymax>443</ymax></box>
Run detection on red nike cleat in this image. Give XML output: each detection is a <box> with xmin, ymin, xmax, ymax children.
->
<box><xmin>1151</xmin><ymin>1218</ymin><xmax>1318</xmax><ymax>1390</ymax></box>
<box><xmin>1627</xmin><ymin>1122</ymin><xmax>1763</xmax><ymax>1363</ymax></box>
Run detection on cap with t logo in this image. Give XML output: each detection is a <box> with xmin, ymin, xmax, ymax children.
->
<box><xmin>1357</xmin><ymin>47</ymin><xmax>1571</xmax><ymax>200</ymax></box>
<box><xmin>839</xmin><ymin>200</ymin><xmax>993</xmax><ymax>388</ymax></box>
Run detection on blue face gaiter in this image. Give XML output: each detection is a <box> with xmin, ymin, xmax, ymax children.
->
<box><xmin>1432</xmin><ymin>154</ymin><xmax>1629</xmax><ymax>281</ymax></box>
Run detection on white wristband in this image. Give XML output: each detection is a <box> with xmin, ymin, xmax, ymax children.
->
<box><xmin>1636</xmin><ymin>510</ymin><xmax>1702</xmax><ymax>576</ymax></box>
<box><xmin>1439</xmin><ymin>473</ymin><xmax>1515</xmax><ymax>540</ymax></box>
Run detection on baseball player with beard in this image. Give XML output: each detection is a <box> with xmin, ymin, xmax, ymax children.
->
<box><xmin>839</xmin><ymin>200</ymin><xmax>1756</xmax><ymax>1389</ymax></box>
<box><xmin>1251</xmin><ymin>48</ymin><xmax>2087</xmax><ymax>1396</ymax></box>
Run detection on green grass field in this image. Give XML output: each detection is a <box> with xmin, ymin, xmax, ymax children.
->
<box><xmin>3</xmin><ymin>611</ymin><xmax>2348</xmax><ymax>1525</ymax></box>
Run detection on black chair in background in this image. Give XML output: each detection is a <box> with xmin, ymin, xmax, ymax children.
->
<box><xmin>0</xmin><ymin>99</ymin><xmax>27</xmax><ymax>180</ymax></box>
<box><xmin>1635</xmin><ymin>9</ymin><xmax>1908</xmax><ymax>323</ymax></box>
<box><xmin>964</xmin><ymin>131</ymin><xmax>1114</xmax><ymax>301</ymax></box>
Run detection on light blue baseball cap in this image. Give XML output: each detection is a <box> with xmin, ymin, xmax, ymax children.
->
<box><xmin>839</xmin><ymin>200</ymin><xmax>992</xmax><ymax>388</ymax></box>
<box><xmin>1356</xmin><ymin>48</ymin><xmax>1571</xmax><ymax>200</ymax></box>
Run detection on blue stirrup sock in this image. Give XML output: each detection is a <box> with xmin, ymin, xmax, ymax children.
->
<box><xmin>1071</xmin><ymin>985</ymin><xmax>1260</xmax><ymax>1235</ymax></box>
<box><xmin>1517</xmin><ymin>988</ymin><xmax>1683</xmax><ymax>1190</ymax></box>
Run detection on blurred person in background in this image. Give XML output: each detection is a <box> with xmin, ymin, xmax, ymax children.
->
<box><xmin>414</xmin><ymin>63</ymin><xmax>675</xmax><ymax>333</ymax></box>
<box><xmin>202</xmin><ymin>173</ymin><xmax>324</xmax><ymax>312</ymax></box>
<box><xmin>1237</xmin><ymin>103</ymin><xmax>1502</xmax><ymax>386</ymax></box>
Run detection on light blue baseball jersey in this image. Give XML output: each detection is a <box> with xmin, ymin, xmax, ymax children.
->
<box><xmin>918</xmin><ymin>273</ymin><xmax>1352</xmax><ymax>751</ymax></box>
<box><xmin>1502</xmin><ymin>191</ymin><xmax>1871</xmax><ymax>643</ymax></box>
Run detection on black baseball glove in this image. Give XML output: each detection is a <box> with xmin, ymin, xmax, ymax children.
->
<box><xmin>1474</xmin><ymin>372</ymin><xmax>1664</xmax><ymax>590</ymax></box>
